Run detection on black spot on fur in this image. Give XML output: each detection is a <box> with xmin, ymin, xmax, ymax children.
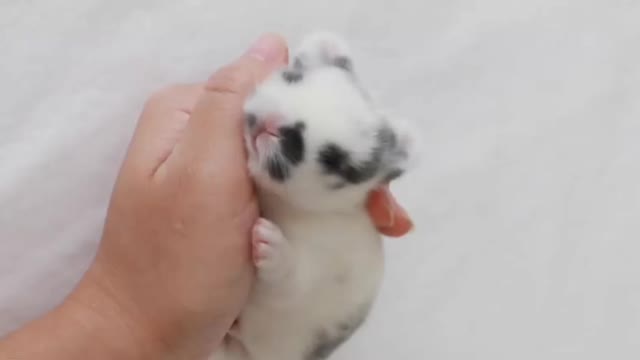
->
<box><xmin>282</xmin><ymin>70</ymin><xmax>303</xmax><ymax>83</ymax></box>
<box><xmin>333</xmin><ymin>56</ymin><xmax>353</xmax><ymax>72</ymax></box>
<box><xmin>264</xmin><ymin>122</ymin><xmax>306</xmax><ymax>182</ymax></box>
<box><xmin>383</xmin><ymin>168</ymin><xmax>404</xmax><ymax>182</ymax></box>
<box><xmin>377</xmin><ymin>125</ymin><xmax>397</xmax><ymax>150</ymax></box>
<box><xmin>305</xmin><ymin>305</ymin><xmax>370</xmax><ymax>360</ymax></box>
<box><xmin>292</xmin><ymin>57</ymin><xmax>305</xmax><ymax>70</ymax></box>
<box><xmin>245</xmin><ymin>113</ymin><xmax>257</xmax><ymax>128</ymax></box>
<box><xmin>306</xmin><ymin>330</ymin><xmax>344</xmax><ymax>360</ymax></box>
<box><xmin>266</xmin><ymin>157</ymin><xmax>289</xmax><ymax>182</ymax></box>
<box><xmin>317</xmin><ymin>144</ymin><xmax>380</xmax><ymax>184</ymax></box>
<box><xmin>318</xmin><ymin>125</ymin><xmax>407</xmax><ymax>186</ymax></box>
<box><xmin>377</xmin><ymin>124</ymin><xmax>409</xmax><ymax>182</ymax></box>
<box><xmin>279</xmin><ymin>122</ymin><xmax>306</xmax><ymax>165</ymax></box>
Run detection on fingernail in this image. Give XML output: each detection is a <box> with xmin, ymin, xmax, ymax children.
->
<box><xmin>246</xmin><ymin>34</ymin><xmax>282</xmax><ymax>63</ymax></box>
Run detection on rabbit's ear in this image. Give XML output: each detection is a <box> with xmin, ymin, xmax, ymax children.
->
<box><xmin>377</xmin><ymin>116</ymin><xmax>419</xmax><ymax>183</ymax></box>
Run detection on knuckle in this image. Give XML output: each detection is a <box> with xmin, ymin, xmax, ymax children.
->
<box><xmin>206</xmin><ymin>65</ymin><xmax>253</xmax><ymax>96</ymax></box>
<box><xmin>144</xmin><ymin>84</ymin><xmax>184</xmax><ymax>108</ymax></box>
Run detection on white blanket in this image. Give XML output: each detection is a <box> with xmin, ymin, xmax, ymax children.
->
<box><xmin>1</xmin><ymin>0</ymin><xmax>639</xmax><ymax>358</ymax></box>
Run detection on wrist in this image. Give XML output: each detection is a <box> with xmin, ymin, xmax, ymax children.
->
<box><xmin>60</xmin><ymin>275</ymin><xmax>163</xmax><ymax>359</ymax></box>
<box><xmin>0</xmin><ymin>273</ymin><xmax>162</xmax><ymax>360</ymax></box>
<box><xmin>71</xmin><ymin>263</ymin><xmax>224</xmax><ymax>360</ymax></box>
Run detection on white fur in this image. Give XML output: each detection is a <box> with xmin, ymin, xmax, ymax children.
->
<box><xmin>209</xmin><ymin>32</ymin><xmax>412</xmax><ymax>360</ymax></box>
<box><xmin>244</xmin><ymin>67</ymin><xmax>383</xmax><ymax>212</ymax></box>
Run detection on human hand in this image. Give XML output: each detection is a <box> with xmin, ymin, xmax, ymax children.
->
<box><xmin>64</xmin><ymin>35</ymin><xmax>287</xmax><ymax>359</ymax></box>
<box><xmin>66</xmin><ymin>34</ymin><xmax>412</xmax><ymax>359</ymax></box>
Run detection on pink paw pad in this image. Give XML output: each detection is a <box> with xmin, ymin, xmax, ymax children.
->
<box><xmin>251</xmin><ymin>218</ymin><xmax>282</xmax><ymax>267</ymax></box>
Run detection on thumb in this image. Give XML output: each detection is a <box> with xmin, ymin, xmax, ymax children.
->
<box><xmin>368</xmin><ymin>186</ymin><xmax>414</xmax><ymax>237</ymax></box>
<box><xmin>171</xmin><ymin>34</ymin><xmax>288</xmax><ymax>170</ymax></box>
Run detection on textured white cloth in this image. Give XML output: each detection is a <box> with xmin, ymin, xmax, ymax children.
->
<box><xmin>1</xmin><ymin>1</ymin><xmax>639</xmax><ymax>358</ymax></box>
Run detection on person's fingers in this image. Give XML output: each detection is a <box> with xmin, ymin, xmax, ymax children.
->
<box><xmin>367</xmin><ymin>186</ymin><xmax>413</xmax><ymax>237</ymax></box>
<box><xmin>123</xmin><ymin>83</ymin><xmax>205</xmax><ymax>177</ymax></box>
<box><xmin>169</xmin><ymin>34</ymin><xmax>288</xmax><ymax>173</ymax></box>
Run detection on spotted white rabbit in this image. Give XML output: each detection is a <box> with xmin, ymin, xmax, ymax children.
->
<box><xmin>209</xmin><ymin>32</ymin><xmax>415</xmax><ymax>360</ymax></box>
